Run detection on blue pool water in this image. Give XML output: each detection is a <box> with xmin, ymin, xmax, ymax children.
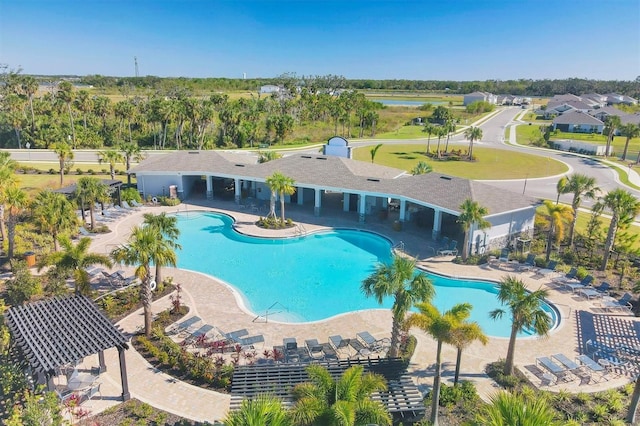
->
<box><xmin>174</xmin><ymin>212</ymin><xmax>558</xmax><ymax>337</ymax></box>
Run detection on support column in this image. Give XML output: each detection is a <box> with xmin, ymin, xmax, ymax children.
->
<box><xmin>399</xmin><ymin>199</ymin><xmax>406</xmax><ymax>222</ymax></box>
<box><xmin>343</xmin><ymin>193</ymin><xmax>350</xmax><ymax>212</ymax></box>
<box><xmin>118</xmin><ymin>347</ymin><xmax>131</xmax><ymax>401</ymax></box>
<box><xmin>314</xmin><ymin>189</ymin><xmax>321</xmax><ymax>217</ymax></box>
<box><xmin>359</xmin><ymin>194</ymin><xmax>366</xmax><ymax>223</ymax></box>
<box><xmin>234</xmin><ymin>178</ymin><xmax>241</xmax><ymax>204</ymax></box>
<box><xmin>98</xmin><ymin>350</ymin><xmax>106</xmax><ymax>373</ymax></box>
<box><xmin>297</xmin><ymin>187</ymin><xmax>304</xmax><ymax>205</ymax></box>
<box><xmin>432</xmin><ymin>209</ymin><xmax>442</xmax><ymax>240</ymax></box>
<box><xmin>206</xmin><ymin>176</ymin><xmax>213</xmax><ymax>200</ymax></box>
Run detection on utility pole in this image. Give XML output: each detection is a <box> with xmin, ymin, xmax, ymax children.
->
<box><xmin>134</xmin><ymin>56</ymin><xmax>139</xmax><ymax>77</ymax></box>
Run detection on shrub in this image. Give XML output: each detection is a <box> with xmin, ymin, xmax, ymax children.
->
<box><xmin>87</xmin><ymin>169</ymin><xmax>95</xmax><ymax>175</ymax></box>
<box><xmin>437</xmin><ymin>381</ymin><xmax>478</xmax><ymax>407</ymax></box>
<box><xmin>48</xmin><ymin>168</ymin><xmax>56</xmax><ymax>174</ymax></box>
<box><xmin>159</xmin><ymin>196</ymin><xmax>181</xmax><ymax>207</ymax></box>
<box><xmin>76</xmin><ymin>168</ymin><xmax>83</xmax><ymax>175</ymax></box>
<box><xmin>122</xmin><ymin>187</ymin><xmax>142</xmax><ymax>203</ymax></box>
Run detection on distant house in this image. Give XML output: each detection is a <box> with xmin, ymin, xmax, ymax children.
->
<box><xmin>604</xmin><ymin>93</ymin><xmax>638</xmax><ymax>106</ymax></box>
<box><xmin>463</xmin><ymin>91</ymin><xmax>497</xmax><ymax>106</ymax></box>
<box><xmin>581</xmin><ymin>93</ymin><xmax>608</xmax><ymax>107</ymax></box>
<box><xmin>589</xmin><ymin>106</ymin><xmax>627</xmax><ymax>122</ymax></box>
<box><xmin>260</xmin><ymin>85</ymin><xmax>283</xmax><ymax>94</ymax></box>
<box><xmin>552</xmin><ymin>111</ymin><xmax>604</xmax><ymax>134</ymax></box>
<box><xmin>620</xmin><ymin>113</ymin><xmax>640</xmax><ymax>126</ymax></box>
<box><xmin>543</xmin><ymin>100</ymin><xmax>594</xmax><ymax>118</ymax></box>
<box><xmin>497</xmin><ymin>95</ymin><xmax>523</xmax><ymax>105</ymax></box>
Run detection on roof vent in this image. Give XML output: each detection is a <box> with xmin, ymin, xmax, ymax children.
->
<box><xmin>301</xmin><ymin>155</ymin><xmax>312</xmax><ymax>159</ymax></box>
<box><xmin>188</xmin><ymin>151</ymin><xmax>199</xmax><ymax>154</ymax></box>
<box><xmin>316</xmin><ymin>157</ymin><xmax>327</xmax><ymax>160</ymax></box>
<box><xmin>440</xmin><ymin>176</ymin><xmax>452</xmax><ymax>181</ymax></box>
<box><xmin>367</xmin><ymin>178</ymin><xmax>380</xmax><ymax>182</ymax></box>
<box><xmin>235</xmin><ymin>164</ymin><xmax>245</xmax><ymax>167</ymax></box>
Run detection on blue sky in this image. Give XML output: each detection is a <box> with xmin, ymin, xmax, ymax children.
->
<box><xmin>1</xmin><ymin>0</ymin><xmax>639</xmax><ymax>80</ymax></box>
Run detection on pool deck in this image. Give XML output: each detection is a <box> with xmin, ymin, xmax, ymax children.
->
<box><xmin>79</xmin><ymin>199</ymin><xmax>639</xmax><ymax>423</ymax></box>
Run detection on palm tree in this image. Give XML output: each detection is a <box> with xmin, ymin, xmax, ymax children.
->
<box><xmin>477</xmin><ymin>391</ymin><xmax>558</xmax><ymax>426</ymax></box>
<box><xmin>539</xmin><ymin>200</ymin><xmax>573</xmax><ymax>262</ymax></box>
<box><xmin>561</xmin><ymin>173</ymin><xmax>599</xmax><ymax>248</ymax></box>
<box><xmin>405</xmin><ymin>302</ymin><xmax>474</xmax><ymax>426</ymax></box>
<box><xmin>57</xmin><ymin>81</ymin><xmax>76</xmax><ymax>148</ymax></box>
<box><xmin>224</xmin><ymin>394</ymin><xmax>291</xmax><ymax>426</ymax></box>
<box><xmin>290</xmin><ymin>364</ymin><xmax>391</xmax><ymax>426</ymax></box>
<box><xmin>32</xmin><ymin>190</ymin><xmax>78</xmax><ymax>251</ymax></box>
<box><xmin>143</xmin><ymin>212</ymin><xmax>181</xmax><ymax>285</ymax></box>
<box><xmin>119</xmin><ymin>142</ymin><xmax>145</xmax><ymax>186</ymax></box>
<box><xmin>450</xmin><ymin>315</ymin><xmax>488</xmax><ymax>385</ymax></box>
<box><xmin>411</xmin><ymin>161</ymin><xmax>432</xmax><ymax>175</ymax></box>
<box><xmin>457</xmin><ymin>199</ymin><xmax>491</xmax><ymax>261</ymax></box>
<box><xmin>98</xmin><ymin>148</ymin><xmax>124</xmax><ymax>180</ymax></box>
<box><xmin>40</xmin><ymin>236</ymin><xmax>112</xmax><ymax>295</ymax></box>
<box><xmin>361</xmin><ymin>254</ymin><xmax>434</xmax><ymax>358</ymax></box>
<box><xmin>627</xmin><ymin>375</ymin><xmax>640</xmax><ymax>424</ymax></box>
<box><xmin>74</xmin><ymin>177</ymin><xmax>110</xmax><ymax>231</ymax></box>
<box><xmin>604</xmin><ymin>115</ymin><xmax>621</xmax><ymax>157</ymax></box>
<box><xmin>463</xmin><ymin>126</ymin><xmax>482</xmax><ymax>160</ymax></box>
<box><xmin>619</xmin><ymin>123</ymin><xmax>640</xmax><ymax>161</ymax></box>
<box><xmin>3</xmin><ymin>186</ymin><xmax>28</xmax><ymax>260</ymax></box>
<box><xmin>20</xmin><ymin>75</ymin><xmax>38</xmax><ymax>131</ymax></box>
<box><xmin>599</xmin><ymin>189</ymin><xmax>640</xmax><ymax>270</ymax></box>
<box><xmin>52</xmin><ymin>141</ymin><xmax>74</xmax><ymax>187</ymax></box>
<box><xmin>0</xmin><ymin>151</ymin><xmax>17</xmax><ymax>241</ymax></box>
<box><xmin>490</xmin><ymin>276</ymin><xmax>552</xmax><ymax>376</ymax></box>
<box><xmin>423</xmin><ymin>123</ymin><xmax>435</xmax><ymax>155</ymax></box>
<box><xmin>265</xmin><ymin>172</ymin><xmax>296</xmax><ymax>223</ymax></box>
<box><xmin>111</xmin><ymin>225</ymin><xmax>177</xmax><ymax>336</ymax></box>
<box><xmin>370</xmin><ymin>143</ymin><xmax>383</xmax><ymax>163</ymax></box>
<box><xmin>434</xmin><ymin>126</ymin><xmax>447</xmax><ymax>159</ymax></box>
<box><xmin>555</xmin><ymin>175</ymin><xmax>568</xmax><ymax>204</ymax></box>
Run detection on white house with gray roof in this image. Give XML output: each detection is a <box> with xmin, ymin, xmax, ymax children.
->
<box><xmin>552</xmin><ymin>111</ymin><xmax>605</xmax><ymax>134</ymax></box>
<box><xmin>131</xmin><ymin>151</ymin><xmax>539</xmax><ymax>254</ymax></box>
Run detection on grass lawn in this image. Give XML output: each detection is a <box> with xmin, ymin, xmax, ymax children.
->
<box><xmin>574</xmin><ymin>208</ymin><xmax>639</xmax><ymax>240</ymax></box>
<box><xmin>352</xmin><ymin>144</ymin><xmax>568</xmax><ymax>179</ymax></box>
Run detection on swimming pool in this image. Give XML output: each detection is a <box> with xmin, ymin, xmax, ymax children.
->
<box><xmin>174</xmin><ymin>212</ymin><xmax>558</xmax><ymax>337</ymax></box>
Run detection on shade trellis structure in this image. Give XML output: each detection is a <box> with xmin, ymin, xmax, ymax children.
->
<box><xmin>5</xmin><ymin>294</ymin><xmax>131</xmax><ymax>401</ymax></box>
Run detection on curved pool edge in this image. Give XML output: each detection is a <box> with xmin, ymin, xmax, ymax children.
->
<box><xmin>415</xmin><ymin>264</ymin><xmax>563</xmax><ymax>339</ymax></box>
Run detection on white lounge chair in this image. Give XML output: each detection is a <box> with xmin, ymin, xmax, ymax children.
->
<box><xmin>122</xmin><ymin>201</ymin><xmax>139</xmax><ymax>211</ymax></box>
<box><xmin>305</xmin><ymin>339</ymin><xmax>325</xmax><ymax>360</ymax></box>
<box><xmin>130</xmin><ymin>200</ymin><xmax>144</xmax><ymax>208</ymax></box>
<box><xmin>329</xmin><ymin>335</ymin><xmax>352</xmax><ymax>359</ymax></box>
<box><xmin>601</xmin><ymin>293</ymin><xmax>633</xmax><ymax>313</ymax></box>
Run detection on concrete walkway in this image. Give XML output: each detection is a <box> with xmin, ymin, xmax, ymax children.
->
<box><xmin>79</xmin><ymin>201</ymin><xmax>639</xmax><ymax>423</ymax></box>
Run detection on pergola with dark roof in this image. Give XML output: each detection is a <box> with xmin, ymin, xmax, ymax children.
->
<box><xmin>230</xmin><ymin>357</ymin><xmax>425</xmax><ymax>422</ymax></box>
<box><xmin>5</xmin><ymin>295</ymin><xmax>131</xmax><ymax>400</ymax></box>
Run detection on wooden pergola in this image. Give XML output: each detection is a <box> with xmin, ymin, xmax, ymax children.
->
<box><xmin>5</xmin><ymin>294</ymin><xmax>131</xmax><ymax>401</ymax></box>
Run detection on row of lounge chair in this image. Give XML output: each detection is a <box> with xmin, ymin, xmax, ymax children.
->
<box><xmin>167</xmin><ymin>317</ymin><xmax>265</xmax><ymax>351</ymax></box>
<box><xmin>535</xmin><ymin>352</ymin><xmax>609</xmax><ymax>385</ymax></box>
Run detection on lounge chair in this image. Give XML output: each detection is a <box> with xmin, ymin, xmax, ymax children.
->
<box><xmin>329</xmin><ymin>335</ymin><xmax>352</xmax><ymax>359</ymax></box>
<box><xmin>594</xmin><ymin>282</ymin><xmax>611</xmax><ymax>295</ymax></box>
<box><xmin>356</xmin><ymin>331</ymin><xmax>389</xmax><ymax>353</ymax></box>
<box><xmin>551</xmin><ymin>267</ymin><xmax>578</xmax><ymax>284</ymax></box>
<box><xmin>283</xmin><ymin>337</ymin><xmax>299</xmax><ymax>362</ymax></box>
<box><xmin>552</xmin><ymin>353</ymin><xmax>591</xmax><ymax>382</ymax></box>
<box><xmin>131</xmin><ymin>200</ymin><xmax>145</xmax><ymax>208</ymax></box>
<box><xmin>519</xmin><ymin>253</ymin><xmax>537</xmax><ymax>272</ymax></box>
<box><xmin>183</xmin><ymin>324</ymin><xmax>215</xmax><ymax>347</ymax></box>
<box><xmin>78</xmin><ymin>227</ymin><xmax>94</xmax><ymax>237</ymax></box>
<box><xmin>601</xmin><ymin>293</ymin><xmax>633</xmax><ymax>313</ymax></box>
<box><xmin>576</xmin><ymin>354</ymin><xmax>608</xmax><ymax>381</ymax></box>
<box><xmin>536</xmin><ymin>356</ymin><xmax>574</xmax><ymax>383</ymax></box>
<box><xmin>224</xmin><ymin>328</ymin><xmax>249</xmax><ymax>344</ymax></box>
<box><xmin>167</xmin><ymin>316</ymin><xmax>202</xmax><ymax>336</ymax></box>
<box><xmin>497</xmin><ymin>248</ymin><xmax>510</xmax><ymax>266</ymax></box>
<box><xmin>237</xmin><ymin>334</ymin><xmax>265</xmax><ymax>350</ymax></box>
<box><xmin>122</xmin><ymin>201</ymin><xmax>139</xmax><ymax>211</ymax></box>
<box><xmin>437</xmin><ymin>240</ymin><xmax>458</xmax><ymax>257</ymax></box>
<box><xmin>537</xmin><ymin>260</ymin><xmax>558</xmax><ymax>277</ymax></box>
<box><xmin>562</xmin><ymin>275</ymin><xmax>593</xmax><ymax>293</ymax></box>
<box><xmin>305</xmin><ymin>339</ymin><xmax>325</xmax><ymax>360</ymax></box>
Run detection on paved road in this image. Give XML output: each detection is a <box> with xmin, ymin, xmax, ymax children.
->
<box><xmin>4</xmin><ymin>107</ymin><xmax>639</xmax><ymax>208</ymax></box>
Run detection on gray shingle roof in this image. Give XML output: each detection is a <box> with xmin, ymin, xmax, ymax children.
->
<box><xmin>552</xmin><ymin>111</ymin><xmax>604</xmax><ymax>126</ymax></box>
<box><xmin>132</xmin><ymin>151</ymin><xmax>538</xmax><ymax>215</ymax></box>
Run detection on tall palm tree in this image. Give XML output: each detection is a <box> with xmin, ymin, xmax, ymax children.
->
<box><xmin>224</xmin><ymin>394</ymin><xmax>291</xmax><ymax>426</ymax></box>
<box><xmin>627</xmin><ymin>375</ymin><xmax>640</xmax><ymax>424</ymax></box>
<box><xmin>111</xmin><ymin>225</ymin><xmax>177</xmax><ymax>336</ymax></box>
<box><xmin>423</xmin><ymin>123</ymin><xmax>435</xmax><ymax>155</ymax></box>
<box><xmin>434</xmin><ymin>126</ymin><xmax>447</xmax><ymax>159</ymax></box>
<box><xmin>40</xmin><ymin>236</ymin><xmax>112</xmax><ymax>295</ymax></box>
<box><xmin>619</xmin><ymin>123</ymin><xmax>640</xmax><ymax>161</ymax></box>
<box><xmin>457</xmin><ymin>199</ymin><xmax>491</xmax><ymax>261</ymax></box>
<box><xmin>555</xmin><ymin>175</ymin><xmax>568</xmax><ymax>204</ymax></box>
<box><xmin>143</xmin><ymin>212</ymin><xmax>181</xmax><ymax>285</ymax></box>
<box><xmin>74</xmin><ymin>177</ymin><xmax>110</xmax><ymax>231</ymax></box>
<box><xmin>361</xmin><ymin>254</ymin><xmax>434</xmax><ymax>358</ymax></box>
<box><xmin>20</xmin><ymin>75</ymin><xmax>38</xmax><ymax>132</ymax></box>
<box><xmin>265</xmin><ymin>172</ymin><xmax>296</xmax><ymax>223</ymax></box>
<box><xmin>599</xmin><ymin>189</ymin><xmax>640</xmax><ymax>271</ymax></box>
<box><xmin>32</xmin><ymin>190</ymin><xmax>78</xmax><ymax>251</ymax></box>
<box><xmin>405</xmin><ymin>302</ymin><xmax>474</xmax><ymax>426</ymax></box>
<box><xmin>98</xmin><ymin>148</ymin><xmax>124</xmax><ymax>180</ymax></box>
<box><xmin>450</xmin><ymin>316</ymin><xmax>488</xmax><ymax>385</ymax></box>
<box><xmin>57</xmin><ymin>81</ymin><xmax>76</xmax><ymax>148</ymax></box>
<box><xmin>463</xmin><ymin>126</ymin><xmax>482</xmax><ymax>160</ymax></box>
<box><xmin>0</xmin><ymin>151</ymin><xmax>17</xmax><ymax>241</ymax></box>
<box><xmin>560</xmin><ymin>173</ymin><xmax>599</xmax><ymax>248</ymax></box>
<box><xmin>119</xmin><ymin>142</ymin><xmax>145</xmax><ymax>186</ymax></box>
<box><xmin>3</xmin><ymin>186</ymin><xmax>28</xmax><ymax>260</ymax></box>
<box><xmin>490</xmin><ymin>276</ymin><xmax>552</xmax><ymax>376</ymax></box>
<box><xmin>539</xmin><ymin>200</ymin><xmax>573</xmax><ymax>262</ymax></box>
<box><xmin>52</xmin><ymin>141</ymin><xmax>74</xmax><ymax>187</ymax></box>
<box><xmin>290</xmin><ymin>364</ymin><xmax>391</xmax><ymax>426</ymax></box>
<box><xmin>477</xmin><ymin>391</ymin><xmax>558</xmax><ymax>426</ymax></box>
<box><xmin>604</xmin><ymin>115</ymin><xmax>621</xmax><ymax>157</ymax></box>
